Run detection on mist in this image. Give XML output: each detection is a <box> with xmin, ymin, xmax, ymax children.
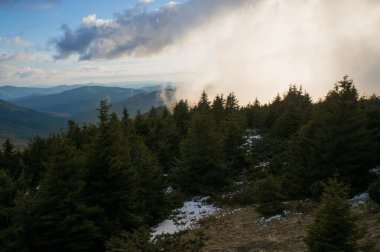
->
<box><xmin>173</xmin><ymin>0</ymin><xmax>380</xmax><ymax>104</ymax></box>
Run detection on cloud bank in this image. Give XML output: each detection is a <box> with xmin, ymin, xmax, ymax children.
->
<box><xmin>52</xmin><ymin>0</ymin><xmax>250</xmax><ymax>60</ymax></box>
<box><xmin>52</xmin><ymin>0</ymin><xmax>380</xmax><ymax>103</ymax></box>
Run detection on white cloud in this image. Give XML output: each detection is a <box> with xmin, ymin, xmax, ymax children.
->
<box><xmin>9</xmin><ymin>36</ymin><xmax>32</xmax><ymax>47</ymax></box>
<box><xmin>52</xmin><ymin>0</ymin><xmax>247</xmax><ymax>60</ymax></box>
<box><xmin>0</xmin><ymin>50</ymin><xmax>29</xmax><ymax>64</ymax></box>
<box><xmin>81</xmin><ymin>14</ymin><xmax>114</xmax><ymax>27</ymax></box>
<box><xmin>165</xmin><ymin>1</ymin><xmax>179</xmax><ymax>9</ymax></box>
<box><xmin>138</xmin><ymin>0</ymin><xmax>154</xmax><ymax>4</ymax></box>
<box><xmin>15</xmin><ymin>67</ymin><xmax>44</xmax><ymax>78</ymax></box>
<box><xmin>0</xmin><ymin>36</ymin><xmax>32</xmax><ymax>48</ymax></box>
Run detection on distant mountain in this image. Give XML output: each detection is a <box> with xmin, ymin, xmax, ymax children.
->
<box><xmin>0</xmin><ymin>99</ymin><xmax>66</xmax><ymax>142</ymax></box>
<box><xmin>11</xmin><ymin>86</ymin><xmax>144</xmax><ymax>117</ymax></box>
<box><xmin>0</xmin><ymin>85</ymin><xmax>82</xmax><ymax>100</ymax></box>
<box><xmin>73</xmin><ymin>89</ymin><xmax>176</xmax><ymax>123</ymax></box>
<box><xmin>1</xmin><ymin>87</ymin><xmax>176</xmax><ymax>143</ymax></box>
<box><xmin>112</xmin><ymin>88</ymin><xmax>175</xmax><ymax>115</ymax></box>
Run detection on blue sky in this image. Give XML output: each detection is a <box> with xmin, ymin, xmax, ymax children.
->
<box><xmin>0</xmin><ymin>0</ymin><xmax>379</xmax><ymax>103</ymax></box>
<box><xmin>0</xmin><ymin>0</ymin><xmax>193</xmax><ymax>87</ymax></box>
<box><xmin>0</xmin><ymin>0</ymin><xmax>182</xmax><ymax>48</ymax></box>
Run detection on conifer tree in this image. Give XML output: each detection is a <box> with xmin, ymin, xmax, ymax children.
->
<box><xmin>196</xmin><ymin>91</ymin><xmax>211</xmax><ymax>113</ymax></box>
<box><xmin>0</xmin><ymin>170</ymin><xmax>16</xmax><ymax>245</ymax></box>
<box><xmin>243</xmin><ymin>98</ymin><xmax>264</xmax><ymax>129</ymax></box>
<box><xmin>220</xmin><ymin>113</ymin><xmax>246</xmax><ymax>177</ymax></box>
<box><xmin>225</xmin><ymin>92</ymin><xmax>239</xmax><ymax>113</ymax></box>
<box><xmin>173</xmin><ymin>99</ymin><xmax>190</xmax><ymax>137</ymax></box>
<box><xmin>179</xmin><ymin>113</ymin><xmax>227</xmax><ymax>194</ymax></box>
<box><xmin>144</xmin><ymin>107</ymin><xmax>179</xmax><ymax>170</ymax></box>
<box><xmin>285</xmin><ymin>77</ymin><xmax>375</xmax><ymax>196</ymax></box>
<box><xmin>128</xmin><ymin>133</ymin><xmax>166</xmax><ymax>224</ymax></box>
<box><xmin>0</xmin><ymin>139</ymin><xmax>20</xmax><ymax>179</ymax></box>
<box><xmin>305</xmin><ymin>178</ymin><xmax>363</xmax><ymax>252</ymax></box>
<box><xmin>27</xmin><ymin>140</ymin><xmax>101</xmax><ymax>252</ymax></box>
<box><xmin>253</xmin><ymin>176</ymin><xmax>285</xmax><ymax>216</ymax></box>
<box><xmin>272</xmin><ymin>85</ymin><xmax>312</xmax><ymax>138</ymax></box>
<box><xmin>212</xmin><ymin>94</ymin><xmax>225</xmax><ymax>124</ymax></box>
<box><xmin>83</xmin><ymin>102</ymin><xmax>140</xmax><ymax>239</ymax></box>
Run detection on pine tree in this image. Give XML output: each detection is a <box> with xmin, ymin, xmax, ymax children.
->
<box><xmin>173</xmin><ymin>99</ymin><xmax>190</xmax><ymax>137</ymax></box>
<box><xmin>243</xmin><ymin>98</ymin><xmax>264</xmax><ymax>129</ymax></box>
<box><xmin>128</xmin><ymin>133</ymin><xmax>166</xmax><ymax>224</ymax></box>
<box><xmin>212</xmin><ymin>94</ymin><xmax>225</xmax><ymax>124</ymax></box>
<box><xmin>220</xmin><ymin>113</ymin><xmax>246</xmax><ymax>178</ymax></box>
<box><xmin>0</xmin><ymin>170</ymin><xmax>17</xmax><ymax>245</ymax></box>
<box><xmin>27</xmin><ymin>140</ymin><xmax>102</xmax><ymax>252</ymax></box>
<box><xmin>179</xmin><ymin>113</ymin><xmax>227</xmax><ymax>194</ymax></box>
<box><xmin>196</xmin><ymin>91</ymin><xmax>211</xmax><ymax>113</ymax></box>
<box><xmin>83</xmin><ymin>102</ymin><xmax>141</xmax><ymax>239</ymax></box>
<box><xmin>272</xmin><ymin>85</ymin><xmax>312</xmax><ymax>138</ymax></box>
<box><xmin>253</xmin><ymin>176</ymin><xmax>285</xmax><ymax>216</ymax></box>
<box><xmin>66</xmin><ymin>120</ymin><xmax>83</xmax><ymax>149</ymax></box>
<box><xmin>0</xmin><ymin>139</ymin><xmax>20</xmax><ymax>179</ymax></box>
<box><xmin>144</xmin><ymin>107</ymin><xmax>179</xmax><ymax>171</ymax></box>
<box><xmin>305</xmin><ymin>178</ymin><xmax>364</xmax><ymax>252</ymax></box>
<box><xmin>225</xmin><ymin>92</ymin><xmax>239</xmax><ymax>114</ymax></box>
<box><xmin>285</xmin><ymin>77</ymin><xmax>375</xmax><ymax>196</ymax></box>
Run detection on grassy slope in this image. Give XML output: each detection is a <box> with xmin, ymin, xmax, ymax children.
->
<box><xmin>197</xmin><ymin>201</ymin><xmax>380</xmax><ymax>251</ymax></box>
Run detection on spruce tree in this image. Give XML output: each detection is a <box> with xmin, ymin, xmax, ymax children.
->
<box><xmin>225</xmin><ymin>92</ymin><xmax>239</xmax><ymax>114</ymax></box>
<box><xmin>173</xmin><ymin>99</ymin><xmax>190</xmax><ymax>137</ymax></box>
<box><xmin>196</xmin><ymin>91</ymin><xmax>211</xmax><ymax>113</ymax></box>
<box><xmin>128</xmin><ymin>133</ymin><xmax>166</xmax><ymax>224</ymax></box>
<box><xmin>220</xmin><ymin>113</ymin><xmax>246</xmax><ymax>178</ymax></box>
<box><xmin>212</xmin><ymin>94</ymin><xmax>225</xmax><ymax>124</ymax></box>
<box><xmin>0</xmin><ymin>170</ymin><xmax>16</xmax><ymax>245</ymax></box>
<box><xmin>285</xmin><ymin>77</ymin><xmax>375</xmax><ymax>196</ymax></box>
<box><xmin>27</xmin><ymin>140</ymin><xmax>101</xmax><ymax>251</ymax></box>
<box><xmin>179</xmin><ymin>113</ymin><xmax>227</xmax><ymax>194</ymax></box>
<box><xmin>0</xmin><ymin>139</ymin><xmax>20</xmax><ymax>179</ymax></box>
<box><xmin>305</xmin><ymin>178</ymin><xmax>364</xmax><ymax>252</ymax></box>
<box><xmin>83</xmin><ymin>102</ymin><xmax>140</xmax><ymax>239</ymax></box>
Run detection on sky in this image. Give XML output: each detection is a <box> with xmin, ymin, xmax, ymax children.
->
<box><xmin>0</xmin><ymin>0</ymin><xmax>380</xmax><ymax>103</ymax></box>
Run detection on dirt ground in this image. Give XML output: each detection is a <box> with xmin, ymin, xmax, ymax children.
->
<box><xmin>199</xmin><ymin>201</ymin><xmax>380</xmax><ymax>252</ymax></box>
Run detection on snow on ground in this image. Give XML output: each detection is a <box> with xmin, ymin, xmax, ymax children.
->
<box><xmin>350</xmin><ymin>192</ymin><xmax>369</xmax><ymax>207</ymax></box>
<box><xmin>369</xmin><ymin>167</ymin><xmax>380</xmax><ymax>175</ymax></box>
<box><xmin>241</xmin><ymin>129</ymin><xmax>262</xmax><ymax>150</ymax></box>
<box><xmin>151</xmin><ymin>197</ymin><xmax>220</xmax><ymax>238</ymax></box>
<box><xmin>255</xmin><ymin>210</ymin><xmax>290</xmax><ymax>223</ymax></box>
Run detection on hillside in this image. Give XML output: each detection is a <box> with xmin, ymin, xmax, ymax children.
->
<box><xmin>10</xmin><ymin>86</ymin><xmax>144</xmax><ymax>117</ymax></box>
<box><xmin>0</xmin><ymin>87</ymin><xmax>175</xmax><ymax>141</ymax></box>
<box><xmin>73</xmin><ymin>89</ymin><xmax>175</xmax><ymax>123</ymax></box>
<box><xmin>0</xmin><ymin>99</ymin><xmax>66</xmax><ymax>142</ymax></box>
<box><xmin>112</xmin><ymin>88</ymin><xmax>175</xmax><ymax>114</ymax></box>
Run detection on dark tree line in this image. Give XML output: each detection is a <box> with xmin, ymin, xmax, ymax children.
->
<box><xmin>0</xmin><ymin>76</ymin><xmax>379</xmax><ymax>251</ymax></box>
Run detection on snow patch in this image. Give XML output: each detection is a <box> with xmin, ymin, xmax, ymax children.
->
<box><xmin>165</xmin><ymin>186</ymin><xmax>174</xmax><ymax>194</ymax></box>
<box><xmin>350</xmin><ymin>192</ymin><xmax>369</xmax><ymax>207</ymax></box>
<box><xmin>255</xmin><ymin>210</ymin><xmax>289</xmax><ymax>223</ymax></box>
<box><xmin>369</xmin><ymin>167</ymin><xmax>380</xmax><ymax>175</ymax></box>
<box><xmin>241</xmin><ymin>129</ymin><xmax>262</xmax><ymax>150</ymax></box>
<box><xmin>151</xmin><ymin>197</ymin><xmax>220</xmax><ymax>238</ymax></box>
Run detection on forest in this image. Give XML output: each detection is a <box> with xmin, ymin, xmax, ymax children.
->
<box><xmin>0</xmin><ymin>76</ymin><xmax>380</xmax><ymax>251</ymax></box>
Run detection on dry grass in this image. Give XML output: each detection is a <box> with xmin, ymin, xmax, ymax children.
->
<box><xmin>196</xmin><ymin>201</ymin><xmax>380</xmax><ymax>252</ymax></box>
